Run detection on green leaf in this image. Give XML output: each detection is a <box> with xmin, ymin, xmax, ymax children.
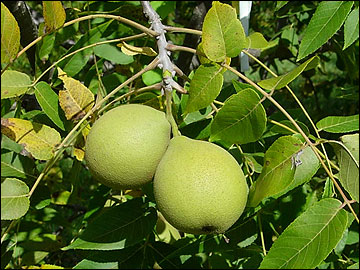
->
<box><xmin>1</xmin><ymin>2</ymin><xmax>20</xmax><ymax>64</ymax></box>
<box><xmin>247</xmin><ymin>32</ymin><xmax>269</xmax><ymax>49</ymax></box>
<box><xmin>185</xmin><ymin>64</ymin><xmax>224</xmax><ymax>114</ymax></box>
<box><xmin>258</xmin><ymin>56</ymin><xmax>319</xmax><ymax>90</ymax></box>
<box><xmin>343</xmin><ymin>7</ymin><xmax>359</xmax><ymax>49</ymax></box>
<box><xmin>334</xmin><ymin>133</ymin><xmax>359</xmax><ymax>202</ymax></box>
<box><xmin>210</xmin><ymin>88</ymin><xmax>266</xmax><ymax>144</ymax></box>
<box><xmin>248</xmin><ymin>136</ymin><xmax>303</xmax><ymax>207</ymax></box>
<box><xmin>316</xmin><ymin>115</ymin><xmax>359</xmax><ymax>133</ymax></box>
<box><xmin>142</xmin><ymin>69</ymin><xmax>162</xmax><ymax>86</ymax></box>
<box><xmin>42</xmin><ymin>1</ymin><xmax>66</xmax><ymax>33</ymax></box>
<box><xmin>1</xmin><ymin>118</ymin><xmax>61</xmax><ymax>160</ymax></box>
<box><xmin>284</xmin><ymin>146</ymin><xmax>321</xmax><ymax>195</ymax></box>
<box><xmin>94</xmin><ymin>44</ymin><xmax>134</xmax><ymax>65</ymax></box>
<box><xmin>62</xmin><ymin>199</ymin><xmax>157</xmax><ymax>250</ymax></box>
<box><xmin>270</xmin><ymin>120</ymin><xmax>310</xmax><ymax>136</ymax></box>
<box><xmin>1</xmin><ymin>151</ymin><xmax>36</xmax><ymax>179</ymax></box>
<box><xmin>34</xmin><ymin>82</ymin><xmax>66</xmax><ymax>131</ymax></box>
<box><xmin>1</xmin><ymin>178</ymin><xmax>30</xmax><ymax>220</ymax></box>
<box><xmin>259</xmin><ymin>198</ymin><xmax>349</xmax><ymax>269</ymax></box>
<box><xmin>1</xmin><ymin>70</ymin><xmax>32</xmax><ymax>99</ymax></box>
<box><xmin>59</xmin><ymin>20</ymin><xmax>112</xmax><ymax>77</ymax></box>
<box><xmin>202</xmin><ymin>1</ymin><xmax>246</xmax><ymax>62</ymax></box>
<box><xmin>297</xmin><ymin>1</ymin><xmax>354</xmax><ymax>61</ymax></box>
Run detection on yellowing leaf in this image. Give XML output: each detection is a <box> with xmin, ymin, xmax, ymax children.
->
<box><xmin>1</xmin><ymin>118</ymin><xmax>61</xmax><ymax>160</ymax></box>
<box><xmin>42</xmin><ymin>1</ymin><xmax>66</xmax><ymax>33</ymax></box>
<box><xmin>73</xmin><ymin>148</ymin><xmax>85</xmax><ymax>161</ymax></box>
<box><xmin>117</xmin><ymin>41</ymin><xmax>157</xmax><ymax>56</ymax></box>
<box><xmin>58</xmin><ymin>68</ymin><xmax>95</xmax><ymax>121</ymax></box>
<box><xmin>1</xmin><ymin>2</ymin><xmax>20</xmax><ymax>64</ymax></box>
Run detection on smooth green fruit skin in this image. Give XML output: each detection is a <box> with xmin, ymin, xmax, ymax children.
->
<box><xmin>85</xmin><ymin>104</ymin><xmax>171</xmax><ymax>190</ymax></box>
<box><xmin>154</xmin><ymin>136</ymin><xmax>248</xmax><ymax>234</ymax></box>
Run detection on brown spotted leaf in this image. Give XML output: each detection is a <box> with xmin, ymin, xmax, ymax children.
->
<box><xmin>58</xmin><ymin>68</ymin><xmax>95</xmax><ymax>121</ymax></box>
<box><xmin>42</xmin><ymin>1</ymin><xmax>66</xmax><ymax>33</ymax></box>
<box><xmin>1</xmin><ymin>118</ymin><xmax>61</xmax><ymax>160</ymax></box>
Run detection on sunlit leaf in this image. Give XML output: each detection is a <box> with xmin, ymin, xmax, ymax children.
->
<box><xmin>117</xmin><ymin>41</ymin><xmax>157</xmax><ymax>56</ymax></box>
<box><xmin>1</xmin><ymin>70</ymin><xmax>31</xmax><ymax>99</ymax></box>
<box><xmin>1</xmin><ymin>178</ymin><xmax>30</xmax><ymax>220</ymax></box>
<box><xmin>202</xmin><ymin>1</ymin><xmax>246</xmax><ymax>62</ymax></box>
<box><xmin>258</xmin><ymin>56</ymin><xmax>319</xmax><ymax>90</ymax></box>
<box><xmin>316</xmin><ymin>115</ymin><xmax>359</xmax><ymax>133</ymax></box>
<box><xmin>210</xmin><ymin>88</ymin><xmax>266</xmax><ymax>145</ymax></box>
<box><xmin>246</xmin><ymin>32</ymin><xmax>269</xmax><ymax>49</ymax></box>
<box><xmin>297</xmin><ymin>1</ymin><xmax>353</xmax><ymax>61</ymax></box>
<box><xmin>334</xmin><ymin>133</ymin><xmax>359</xmax><ymax>202</ymax></box>
<box><xmin>185</xmin><ymin>64</ymin><xmax>223</xmax><ymax>114</ymax></box>
<box><xmin>42</xmin><ymin>1</ymin><xmax>66</xmax><ymax>33</ymax></box>
<box><xmin>58</xmin><ymin>68</ymin><xmax>95</xmax><ymax>121</ymax></box>
<box><xmin>1</xmin><ymin>118</ymin><xmax>61</xmax><ymax>160</ymax></box>
<box><xmin>248</xmin><ymin>136</ymin><xmax>303</xmax><ymax>207</ymax></box>
<box><xmin>1</xmin><ymin>2</ymin><xmax>20</xmax><ymax>64</ymax></box>
<box><xmin>259</xmin><ymin>198</ymin><xmax>348</xmax><ymax>269</ymax></box>
<box><xmin>34</xmin><ymin>81</ymin><xmax>66</xmax><ymax>131</ymax></box>
<box><xmin>343</xmin><ymin>7</ymin><xmax>359</xmax><ymax>49</ymax></box>
<box><xmin>62</xmin><ymin>199</ymin><xmax>157</xmax><ymax>250</ymax></box>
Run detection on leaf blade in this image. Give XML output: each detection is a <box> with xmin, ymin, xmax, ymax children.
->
<box><xmin>1</xmin><ymin>118</ymin><xmax>61</xmax><ymax>160</ymax></box>
<box><xmin>258</xmin><ymin>56</ymin><xmax>319</xmax><ymax>90</ymax></box>
<box><xmin>316</xmin><ymin>115</ymin><xmax>359</xmax><ymax>133</ymax></box>
<box><xmin>202</xmin><ymin>1</ymin><xmax>246</xmax><ymax>62</ymax></box>
<box><xmin>297</xmin><ymin>1</ymin><xmax>353</xmax><ymax>61</ymax></box>
<box><xmin>1</xmin><ymin>178</ymin><xmax>30</xmax><ymax>220</ymax></box>
<box><xmin>259</xmin><ymin>198</ymin><xmax>349</xmax><ymax>269</ymax></box>
<box><xmin>210</xmin><ymin>88</ymin><xmax>267</xmax><ymax>144</ymax></box>
<box><xmin>185</xmin><ymin>64</ymin><xmax>224</xmax><ymax>114</ymax></box>
<box><xmin>34</xmin><ymin>81</ymin><xmax>66</xmax><ymax>131</ymax></box>
<box><xmin>248</xmin><ymin>136</ymin><xmax>303</xmax><ymax>207</ymax></box>
<box><xmin>1</xmin><ymin>2</ymin><xmax>20</xmax><ymax>64</ymax></box>
<box><xmin>42</xmin><ymin>1</ymin><xmax>66</xmax><ymax>33</ymax></box>
<box><xmin>343</xmin><ymin>7</ymin><xmax>359</xmax><ymax>49</ymax></box>
<box><xmin>1</xmin><ymin>70</ymin><xmax>31</xmax><ymax>99</ymax></box>
<box><xmin>334</xmin><ymin>133</ymin><xmax>359</xmax><ymax>202</ymax></box>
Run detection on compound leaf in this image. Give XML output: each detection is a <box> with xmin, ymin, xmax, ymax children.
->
<box><xmin>1</xmin><ymin>70</ymin><xmax>31</xmax><ymax>99</ymax></box>
<box><xmin>316</xmin><ymin>115</ymin><xmax>359</xmax><ymax>133</ymax></box>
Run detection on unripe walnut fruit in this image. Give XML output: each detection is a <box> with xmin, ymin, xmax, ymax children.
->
<box><xmin>85</xmin><ymin>104</ymin><xmax>171</xmax><ymax>190</ymax></box>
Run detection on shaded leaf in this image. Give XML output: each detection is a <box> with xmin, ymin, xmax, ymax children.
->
<box><xmin>1</xmin><ymin>2</ymin><xmax>20</xmax><ymax>64</ymax></box>
<box><xmin>297</xmin><ymin>1</ymin><xmax>353</xmax><ymax>61</ymax></box>
<box><xmin>1</xmin><ymin>70</ymin><xmax>31</xmax><ymax>99</ymax></box>
<box><xmin>316</xmin><ymin>115</ymin><xmax>359</xmax><ymax>133</ymax></box>
<box><xmin>62</xmin><ymin>199</ymin><xmax>157</xmax><ymax>250</ymax></box>
<box><xmin>185</xmin><ymin>64</ymin><xmax>224</xmax><ymax>113</ymax></box>
<box><xmin>58</xmin><ymin>68</ymin><xmax>95</xmax><ymax>121</ymax></box>
<box><xmin>210</xmin><ymin>88</ymin><xmax>266</xmax><ymax>144</ymax></box>
<box><xmin>94</xmin><ymin>43</ymin><xmax>134</xmax><ymax>65</ymax></box>
<box><xmin>1</xmin><ymin>178</ymin><xmax>30</xmax><ymax>220</ymax></box>
<box><xmin>202</xmin><ymin>1</ymin><xmax>246</xmax><ymax>62</ymax></box>
<box><xmin>258</xmin><ymin>56</ymin><xmax>319</xmax><ymax>90</ymax></box>
<box><xmin>343</xmin><ymin>7</ymin><xmax>359</xmax><ymax>49</ymax></box>
<box><xmin>34</xmin><ymin>81</ymin><xmax>66</xmax><ymax>131</ymax></box>
<box><xmin>1</xmin><ymin>118</ymin><xmax>61</xmax><ymax>160</ymax></box>
<box><xmin>118</xmin><ymin>41</ymin><xmax>157</xmax><ymax>56</ymax></box>
<box><xmin>259</xmin><ymin>198</ymin><xmax>349</xmax><ymax>269</ymax></box>
<box><xmin>248</xmin><ymin>136</ymin><xmax>303</xmax><ymax>207</ymax></box>
<box><xmin>42</xmin><ymin>1</ymin><xmax>66</xmax><ymax>33</ymax></box>
<box><xmin>1</xmin><ymin>151</ymin><xmax>36</xmax><ymax>179</ymax></box>
<box><xmin>334</xmin><ymin>133</ymin><xmax>359</xmax><ymax>202</ymax></box>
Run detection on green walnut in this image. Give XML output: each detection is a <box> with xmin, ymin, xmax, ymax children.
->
<box><xmin>85</xmin><ymin>104</ymin><xmax>171</xmax><ymax>190</ymax></box>
<box><xmin>154</xmin><ymin>136</ymin><xmax>248</xmax><ymax>235</ymax></box>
